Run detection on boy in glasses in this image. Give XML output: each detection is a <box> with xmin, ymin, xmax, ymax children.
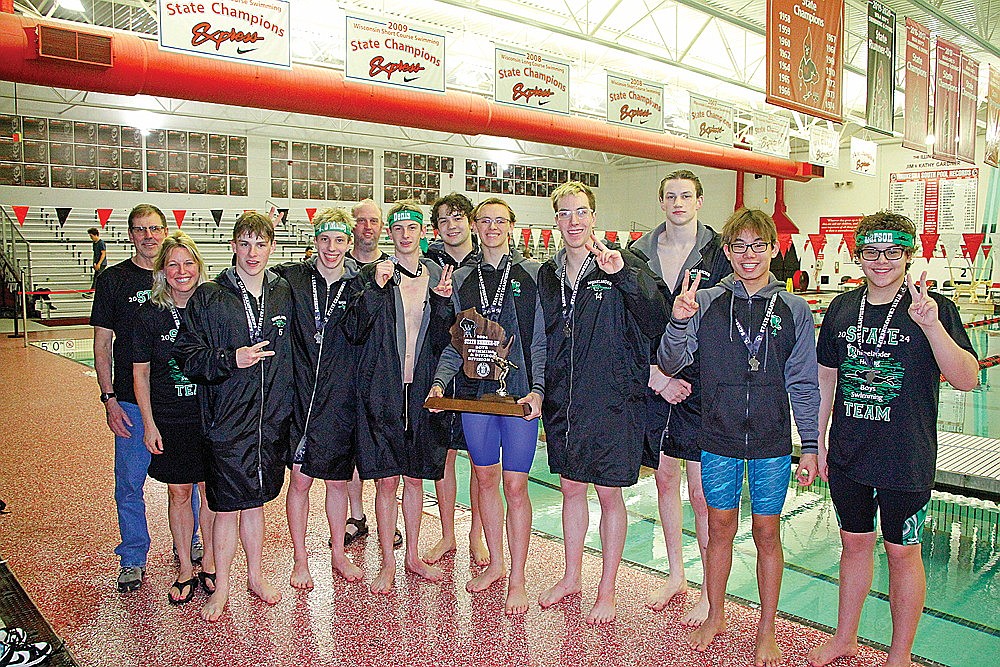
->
<box><xmin>807</xmin><ymin>212</ymin><xmax>978</xmax><ymax>667</ymax></box>
<box><xmin>659</xmin><ymin>207</ymin><xmax>820</xmax><ymax>666</ymax></box>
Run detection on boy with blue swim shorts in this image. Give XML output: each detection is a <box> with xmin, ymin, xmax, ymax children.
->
<box><xmin>658</xmin><ymin>207</ymin><xmax>820</xmax><ymax>667</ymax></box>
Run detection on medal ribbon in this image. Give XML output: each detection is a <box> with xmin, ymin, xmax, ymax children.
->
<box><xmin>855</xmin><ymin>284</ymin><xmax>906</xmax><ymax>367</ymax></box>
<box><xmin>732</xmin><ymin>293</ymin><xmax>777</xmax><ymax>364</ymax></box>
<box><xmin>311</xmin><ymin>273</ymin><xmax>347</xmax><ymax>343</ymax></box>
<box><xmin>233</xmin><ymin>271</ymin><xmax>265</xmax><ymax>344</ymax></box>
<box><xmin>477</xmin><ymin>256</ymin><xmax>512</xmax><ymax>320</ymax></box>
<box><xmin>168</xmin><ymin>306</ymin><xmax>181</xmax><ymax>341</ymax></box>
<box><xmin>559</xmin><ymin>254</ymin><xmax>595</xmax><ymax>335</ymax></box>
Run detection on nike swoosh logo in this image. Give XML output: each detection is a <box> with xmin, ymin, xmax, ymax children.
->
<box><xmin>640</xmin><ymin>119</ymin><xmax>648</xmax><ymax>124</ymax></box>
<box><xmin>404</xmin><ymin>76</ymin><xmax>418</xmax><ymax>82</ymax></box>
<box><xmin>538</xmin><ymin>100</ymin><xmax>549</xmax><ymax>106</ymax></box>
<box><xmin>236</xmin><ymin>47</ymin><xmax>257</xmax><ymax>54</ymax></box>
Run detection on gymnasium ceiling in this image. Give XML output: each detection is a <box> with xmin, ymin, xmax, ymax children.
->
<box><xmin>8</xmin><ymin>0</ymin><xmax>1000</xmax><ymax>156</ymax></box>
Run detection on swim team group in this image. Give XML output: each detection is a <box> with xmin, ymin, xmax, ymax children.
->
<box><xmin>87</xmin><ymin>170</ymin><xmax>979</xmax><ymax>667</ymax></box>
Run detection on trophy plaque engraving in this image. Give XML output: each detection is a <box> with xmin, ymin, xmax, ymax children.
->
<box><xmin>423</xmin><ymin>308</ymin><xmax>529</xmax><ymax>417</ymax></box>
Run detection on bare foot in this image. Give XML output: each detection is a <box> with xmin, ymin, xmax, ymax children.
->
<box><xmin>405</xmin><ymin>556</ymin><xmax>445</xmax><ymax>582</ymax></box>
<box><xmin>538</xmin><ymin>576</ymin><xmax>582</xmax><ymax>609</ymax></box>
<box><xmin>806</xmin><ymin>636</ymin><xmax>859</xmax><ymax>666</ymax></box>
<box><xmin>646</xmin><ymin>574</ymin><xmax>687</xmax><ymax>611</ymax></box>
<box><xmin>422</xmin><ymin>537</ymin><xmax>457</xmax><ymax>564</ymax></box>
<box><xmin>586</xmin><ymin>594</ymin><xmax>617</xmax><ymax>625</ymax></box>
<box><xmin>370</xmin><ymin>564</ymin><xmax>396</xmax><ymax>595</ymax></box>
<box><xmin>687</xmin><ymin>616</ymin><xmax>726</xmax><ymax>651</ymax></box>
<box><xmin>504</xmin><ymin>582</ymin><xmax>529</xmax><ymax>616</ymax></box>
<box><xmin>200</xmin><ymin>589</ymin><xmax>229</xmax><ymax>622</ymax></box>
<box><xmin>466</xmin><ymin>564</ymin><xmax>507</xmax><ymax>593</ymax></box>
<box><xmin>248</xmin><ymin>579</ymin><xmax>282</xmax><ymax>605</ymax></box>
<box><xmin>332</xmin><ymin>555</ymin><xmax>364</xmax><ymax>582</ymax></box>
<box><xmin>290</xmin><ymin>559</ymin><xmax>314</xmax><ymax>590</ymax></box>
<box><xmin>681</xmin><ymin>592</ymin><xmax>711</xmax><ymax>627</ymax></box>
<box><xmin>470</xmin><ymin>533</ymin><xmax>490</xmax><ymax>567</ymax></box>
<box><xmin>755</xmin><ymin>629</ymin><xmax>782</xmax><ymax>667</ymax></box>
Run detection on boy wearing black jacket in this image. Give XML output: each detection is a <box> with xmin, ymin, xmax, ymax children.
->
<box><xmin>175</xmin><ymin>211</ymin><xmax>293</xmax><ymax>622</ymax></box>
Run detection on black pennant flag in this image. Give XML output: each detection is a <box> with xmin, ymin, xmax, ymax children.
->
<box><xmin>211</xmin><ymin>209</ymin><xmax>224</xmax><ymax>226</ymax></box>
<box><xmin>56</xmin><ymin>207</ymin><xmax>72</xmax><ymax>227</ymax></box>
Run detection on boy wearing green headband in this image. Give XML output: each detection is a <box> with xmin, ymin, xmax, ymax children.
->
<box><xmin>275</xmin><ymin>208</ymin><xmax>365</xmax><ymax>591</ymax></box>
<box><xmin>345</xmin><ymin>201</ymin><xmax>456</xmax><ymax>594</ymax></box>
<box><xmin>809</xmin><ymin>211</ymin><xmax>979</xmax><ymax>667</ymax></box>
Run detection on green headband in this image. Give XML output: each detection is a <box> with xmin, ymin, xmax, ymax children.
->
<box><xmin>856</xmin><ymin>230</ymin><xmax>915</xmax><ymax>248</ymax></box>
<box><xmin>315</xmin><ymin>219</ymin><xmax>351</xmax><ymax>237</ymax></box>
<box><xmin>389</xmin><ymin>209</ymin><xmax>423</xmax><ymax>226</ymax></box>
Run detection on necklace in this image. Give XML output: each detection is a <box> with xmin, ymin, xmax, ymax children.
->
<box><xmin>477</xmin><ymin>256</ymin><xmax>512</xmax><ymax>321</ymax></box>
<box><xmin>559</xmin><ymin>254</ymin><xmax>594</xmax><ymax>338</ymax></box>
<box><xmin>855</xmin><ymin>284</ymin><xmax>906</xmax><ymax>380</ymax></box>
<box><xmin>391</xmin><ymin>256</ymin><xmax>423</xmax><ymax>279</ymax></box>
<box><xmin>233</xmin><ymin>271</ymin><xmax>265</xmax><ymax>344</ymax></box>
<box><xmin>732</xmin><ymin>293</ymin><xmax>777</xmax><ymax>372</ymax></box>
<box><xmin>311</xmin><ymin>274</ymin><xmax>348</xmax><ymax>345</ymax></box>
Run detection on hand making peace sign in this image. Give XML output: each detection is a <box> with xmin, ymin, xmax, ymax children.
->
<box><xmin>671</xmin><ymin>270</ymin><xmax>702</xmax><ymax>321</ymax></box>
<box><xmin>585</xmin><ymin>235</ymin><xmax>624</xmax><ymax>274</ymax></box>
<box><xmin>431</xmin><ymin>264</ymin><xmax>454</xmax><ymax>298</ymax></box>
<box><xmin>906</xmin><ymin>270</ymin><xmax>939</xmax><ymax>328</ymax></box>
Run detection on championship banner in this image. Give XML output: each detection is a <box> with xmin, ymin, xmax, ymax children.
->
<box><xmin>607</xmin><ymin>74</ymin><xmax>664</xmax><ymax>131</ymax></box>
<box><xmin>688</xmin><ymin>93</ymin><xmax>735</xmax><ymax>146</ymax></box>
<box><xmin>850</xmin><ymin>137</ymin><xmax>877</xmax><ymax>176</ymax></box>
<box><xmin>903</xmin><ymin>18</ymin><xmax>930</xmax><ymax>151</ymax></box>
<box><xmin>808</xmin><ymin>124</ymin><xmax>840</xmax><ymax>167</ymax></box>
<box><xmin>346</xmin><ymin>15</ymin><xmax>446</xmax><ymax>93</ymax></box>
<box><xmin>495</xmin><ymin>47</ymin><xmax>570</xmax><ymax>114</ymax></box>
<box><xmin>765</xmin><ymin>0</ymin><xmax>844</xmax><ymax>122</ymax></box>
<box><xmin>751</xmin><ymin>111</ymin><xmax>790</xmax><ymax>158</ymax></box>
<box><xmin>157</xmin><ymin>0</ymin><xmax>290</xmax><ymax>69</ymax></box>
<box><xmin>865</xmin><ymin>0</ymin><xmax>895</xmax><ymax>134</ymax></box>
<box><xmin>932</xmin><ymin>37</ymin><xmax>961</xmax><ymax>163</ymax></box>
<box><xmin>986</xmin><ymin>66</ymin><xmax>1000</xmax><ymax>167</ymax></box>
<box><xmin>958</xmin><ymin>55</ymin><xmax>980</xmax><ymax>164</ymax></box>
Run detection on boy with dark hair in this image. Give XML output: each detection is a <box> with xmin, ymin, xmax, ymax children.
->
<box><xmin>422</xmin><ymin>192</ymin><xmax>488</xmax><ymax>566</ymax></box>
<box><xmin>346</xmin><ymin>201</ymin><xmax>455</xmax><ymax>594</ymax></box>
<box><xmin>807</xmin><ymin>212</ymin><xmax>978</xmax><ymax>667</ymax></box>
<box><xmin>538</xmin><ymin>181</ymin><xmax>667</xmax><ymax>624</ymax></box>
<box><xmin>659</xmin><ymin>207</ymin><xmax>820</xmax><ymax>666</ymax></box>
<box><xmin>87</xmin><ymin>226</ymin><xmax>107</xmax><ymax>297</ymax></box>
<box><xmin>175</xmin><ymin>211</ymin><xmax>294</xmax><ymax>621</ymax></box>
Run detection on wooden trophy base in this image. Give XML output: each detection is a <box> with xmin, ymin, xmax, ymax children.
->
<box><xmin>424</xmin><ymin>394</ymin><xmax>529</xmax><ymax>417</ymax></box>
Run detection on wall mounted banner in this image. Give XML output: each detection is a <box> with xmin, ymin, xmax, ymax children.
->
<box><xmin>765</xmin><ymin>0</ymin><xmax>844</xmax><ymax>122</ymax></box>
<box><xmin>688</xmin><ymin>93</ymin><xmax>735</xmax><ymax>146</ymax></box>
<box><xmin>495</xmin><ymin>47</ymin><xmax>570</xmax><ymax>114</ymax></box>
<box><xmin>751</xmin><ymin>110</ymin><xmax>790</xmax><ymax>158</ymax></box>
<box><xmin>607</xmin><ymin>74</ymin><xmax>664</xmax><ymax>130</ymax></box>
<box><xmin>986</xmin><ymin>66</ymin><xmax>1000</xmax><ymax>167</ymax></box>
<box><xmin>865</xmin><ymin>0</ymin><xmax>895</xmax><ymax>134</ymax></box>
<box><xmin>808</xmin><ymin>124</ymin><xmax>840</xmax><ymax>167</ymax></box>
<box><xmin>346</xmin><ymin>15</ymin><xmax>446</xmax><ymax>93</ymax></box>
<box><xmin>889</xmin><ymin>168</ymin><xmax>978</xmax><ymax>233</ymax></box>
<box><xmin>819</xmin><ymin>215</ymin><xmax>862</xmax><ymax>234</ymax></box>
<box><xmin>932</xmin><ymin>37</ymin><xmax>961</xmax><ymax>163</ymax></box>
<box><xmin>157</xmin><ymin>0</ymin><xmax>290</xmax><ymax>69</ymax></box>
<box><xmin>850</xmin><ymin>137</ymin><xmax>877</xmax><ymax>176</ymax></box>
<box><xmin>903</xmin><ymin>18</ymin><xmax>930</xmax><ymax>151</ymax></box>
<box><xmin>958</xmin><ymin>55</ymin><xmax>980</xmax><ymax>164</ymax></box>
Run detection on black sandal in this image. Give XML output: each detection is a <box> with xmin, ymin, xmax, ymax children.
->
<box><xmin>343</xmin><ymin>515</ymin><xmax>369</xmax><ymax>546</ymax></box>
<box><xmin>198</xmin><ymin>571</ymin><xmax>216</xmax><ymax>595</ymax></box>
<box><xmin>168</xmin><ymin>578</ymin><xmax>198</xmax><ymax>605</ymax></box>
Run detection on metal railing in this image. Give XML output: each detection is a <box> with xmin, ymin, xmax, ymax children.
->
<box><xmin>0</xmin><ymin>207</ymin><xmax>32</xmax><ymax>292</ymax></box>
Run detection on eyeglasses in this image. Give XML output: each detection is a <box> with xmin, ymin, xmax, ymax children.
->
<box><xmin>555</xmin><ymin>208</ymin><xmax>594</xmax><ymax>222</ymax></box>
<box><xmin>475</xmin><ymin>217</ymin><xmax>511</xmax><ymax>227</ymax></box>
<box><xmin>859</xmin><ymin>246</ymin><xmax>905</xmax><ymax>261</ymax></box>
<box><xmin>727</xmin><ymin>241</ymin><xmax>772</xmax><ymax>254</ymax></box>
<box><xmin>436</xmin><ymin>213</ymin><xmax>468</xmax><ymax>225</ymax></box>
<box><xmin>129</xmin><ymin>225</ymin><xmax>167</xmax><ymax>236</ymax></box>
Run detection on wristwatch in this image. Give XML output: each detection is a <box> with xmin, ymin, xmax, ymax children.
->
<box><xmin>100</xmin><ymin>392</ymin><xmax>116</xmax><ymax>403</ymax></box>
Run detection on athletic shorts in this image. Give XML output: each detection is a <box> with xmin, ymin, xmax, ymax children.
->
<box><xmin>461</xmin><ymin>413</ymin><xmax>538</xmax><ymax>473</ymax></box>
<box><xmin>828</xmin><ymin>467</ymin><xmax>930</xmax><ymax>546</ymax></box>
<box><xmin>701</xmin><ymin>451</ymin><xmax>791</xmax><ymax>515</ymax></box>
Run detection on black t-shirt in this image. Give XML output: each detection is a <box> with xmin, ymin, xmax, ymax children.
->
<box><xmin>90</xmin><ymin>259</ymin><xmax>154</xmax><ymax>403</ymax></box>
<box><xmin>346</xmin><ymin>250</ymin><xmax>388</xmax><ymax>266</ymax></box>
<box><xmin>817</xmin><ymin>287</ymin><xmax>977</xmax><ymax>491</ymax></box>
<box><xmin>92</xmin><ymin>239</ymin><xmax>107</xmax><ymax>270</ymax></box>
<box><xmin>133</xmin><ymin>302</ymin><xmax>199</xmax><ymax>424</ymax></box>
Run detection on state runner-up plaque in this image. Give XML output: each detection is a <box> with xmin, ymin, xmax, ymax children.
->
<box><xmin>424</xmin><ymin>307</ymin><xmax>529</xmax><ymax>417</ymax></box>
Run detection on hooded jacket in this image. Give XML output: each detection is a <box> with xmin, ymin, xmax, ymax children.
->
<box><xmin>424</xmin><ymin>236</ymin><xmax>480</xmax><ymax>269</ymax></box>
<box><xmin>658</xmin><ymin>275</ymin><xmax>819</xmax><ymax>459</ymax></box>
<box><xmin>174</xmin><ymin>268</ymin><xmax>293</xmax><ymax>508</ymax></box>
<box><xmin>343</xmin><ymin>258</ymin><xmax>454</xmax><ymax>480</ymax></box>
<box><xmin>274</xmin><ymin>258</ymin><xmax>362</xmax><ymax>477</ymax></box>
<box><xmin>538</xmin><ymin>247</ymin><xmax>668</xmax><ymax>486</ymax></box>
<box><xmin>627</xmin><ymin>220</ymin><xmax>731</xmax><ymax>451</ymax></box>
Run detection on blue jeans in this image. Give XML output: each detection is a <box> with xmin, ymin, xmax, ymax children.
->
<box><xmin>114</xmin><ymin>402</ymin><xmax>200</xmax><ymax>568</ymax></box>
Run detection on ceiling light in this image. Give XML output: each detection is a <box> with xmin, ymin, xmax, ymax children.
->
<box><xmin>58</xmin><ymin>0</ymin><xmax>86</xmax><ymax>12</ymax></box>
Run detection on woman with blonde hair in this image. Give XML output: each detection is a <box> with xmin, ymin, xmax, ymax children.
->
<box><xmin>133</xmin><ymin>231</ymin><xmax>216</xmax><ymax>604</ymax></box>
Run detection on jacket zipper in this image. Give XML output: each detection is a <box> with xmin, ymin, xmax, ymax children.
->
<box><xmin>743</xmin><ymin>297</ymin><xmax>752</xmax><ymax>458</ymax></box>
<box><xmin>257</xmin><ymin>284</ymin><xmax>265</xmax><ymax>492</ymax></box>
